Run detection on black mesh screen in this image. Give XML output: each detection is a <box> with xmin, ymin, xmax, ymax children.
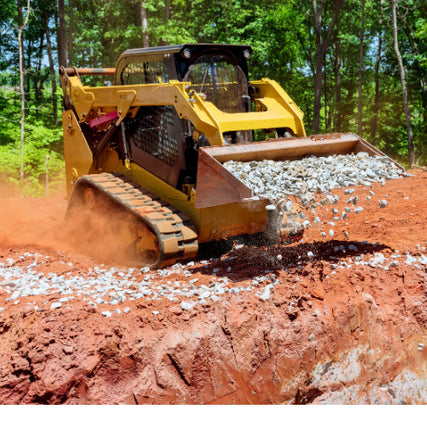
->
<box><xmin>128</xmin><ymin>106</ymin><xmax>179</xmax><ymax>167</ymax></box>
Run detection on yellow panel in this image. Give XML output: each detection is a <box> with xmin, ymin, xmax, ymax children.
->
<box><xmin>198</xmin><ymin>199</ymin><xmax>269</xmax><ymax>242</ymax></box>
<box><xmin>250</xmin><ymin>79</ymin><xmax>306</xmax><ymax>136</ymax></box>
<box><xmin>63</xmin><ymin>110</ymin><xmax>93</xmax><ymax>199</ymax></box>
<box><xmin>201</xmin><ymin>100</ymin><xmax>298</xmax><ymax>133</ymax></box>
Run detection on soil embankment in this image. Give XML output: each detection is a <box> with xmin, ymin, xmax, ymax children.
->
<box><xmin>0</xmin><ymin>171</ymin><xmax>426</xmax><ymax>404</ymax></box>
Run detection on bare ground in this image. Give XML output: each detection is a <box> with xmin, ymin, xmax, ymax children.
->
<box><xmin>0</xmin><ymin>170</ymin><xmax>426</xmax><ymax>404</ymax></box>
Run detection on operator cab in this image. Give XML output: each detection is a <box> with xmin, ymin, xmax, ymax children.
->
<box><xmin>114</xmin><ymin>44</ymin><xmax>253</xmax><ymax>191</ymax></box>
<box><xmin>115</xmin><ymin>44</ymin><xmax>252</xmax><ymax>114</ymax></box>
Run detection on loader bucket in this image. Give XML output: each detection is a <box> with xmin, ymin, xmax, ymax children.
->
<box><xmin>195</xmin><ymin>132</ymin><xmax>404</xmax><ymax>209</ymax></box>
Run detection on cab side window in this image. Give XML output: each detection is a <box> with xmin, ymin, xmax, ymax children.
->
<box><xmin>121</xmin><ymin>61</ymin><xmax>169</xmax><ymax>85</ymax></box>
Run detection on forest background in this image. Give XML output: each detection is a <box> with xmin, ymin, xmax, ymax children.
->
<box><xmin>0</xmin><ymin>0</ymin><xmax>425</xmax><ymax>196</ymax></box>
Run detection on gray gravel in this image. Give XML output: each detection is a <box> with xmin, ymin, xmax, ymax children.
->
<box><xmin>0</xmin><ymin>246</ymin><xmax>425</xmax><ymax>316</ymax></box>
<box><xmin>223</xmin><ymin>153</ymin><xmax>406</xmax><ymax>206</ymax></box>
<box><xmin>0</xmin><ymin>153</ymin><xmax>421</xmax><ymax>316</ymax></box>
<box><xmin>0</xmin><ymin>253</ymin><xmax>278</xmax><ymax>313</ymax></box>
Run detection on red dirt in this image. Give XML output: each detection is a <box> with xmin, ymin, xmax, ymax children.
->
<box><xmin>0</xmin><ymin>170</ymin><xmax>426</xmax><ymax>404</ymax></box>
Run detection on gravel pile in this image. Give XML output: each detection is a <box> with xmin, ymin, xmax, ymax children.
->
<box><xmin>223</xmin><ymin>153</ymin><xmax>406</xmax><ymax>206</ymax></box>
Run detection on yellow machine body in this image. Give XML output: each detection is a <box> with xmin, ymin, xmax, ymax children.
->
<box><xmin>60</xmin><ymin>44</ymin><xmax>403</xmax><ymax>264</ymax></box>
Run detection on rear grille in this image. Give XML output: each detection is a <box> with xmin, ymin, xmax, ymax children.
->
<box><xmin>128</xmin><ymin>106</ymin><xmax>179</xmax><ymax>167</ymax></box>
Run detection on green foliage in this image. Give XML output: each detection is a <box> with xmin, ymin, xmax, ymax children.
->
<box><xmin>0</xmin><ymin>0</ymin><xmax>425</xmax><ymax>200</ymax></box>
<box><xmin>0</xmin><ymin>85</ymin><xmax>64</xmax><ymax>197</ymax></box>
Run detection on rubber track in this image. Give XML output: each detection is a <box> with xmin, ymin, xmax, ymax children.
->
<box><xmin>71</xmin><ymin>172</ymin><xmax>198</xmax><ymax>269</ymax></box>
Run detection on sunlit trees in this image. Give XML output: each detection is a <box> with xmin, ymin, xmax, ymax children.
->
<box><xmin>0</xmin><ymin>0</ymin><xmax>425</xmax><ymax>197</ymax></box>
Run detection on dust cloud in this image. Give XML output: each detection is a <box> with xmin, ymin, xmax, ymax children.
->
<box><xmin>0</xmin><ymin>192</ymin><xmax>135</xmax><ymax>266</ymax></box>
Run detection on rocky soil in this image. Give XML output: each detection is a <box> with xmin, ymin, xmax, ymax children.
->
<box><xmin>0</xmin><ymin>170</ymin><xmax>426</xmax><ymax>404</ymax></box>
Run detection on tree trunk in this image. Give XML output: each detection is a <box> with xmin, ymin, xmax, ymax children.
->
<box><xmin>44</xmin><ymin>11</ymin><xmax>58</xmax><ymax>125</ymax></box>
<box><xmin>391</xmin><ymin>0</ymin><xmax>415</xmax><ymax>168</ymax></box>
<box><xmin>18</xmin><ymin>0</ymin><xmax>31</xmax><ymax>194</ymax></box>
<box><xmin>165</xmin><ymin>0</ymin><xmax>171</xmax><ymax>21</ymax></box>
<box><xmin>323</xmin><ymin>61</ymin><xmax>329</xmax><ymax>131</ymax></box>
<box><xmin>25</xmin><ymin>38</ymin><xmax>32</xmax><ymax>100</ymax></box>
<box><xmin>138</xmin><ymin>2</ymin><xmax>149</xmax><ymax>48</ymax></box>
<box><xmin>312</xmin><ymin>48</ymin><xmax>324</xmax><ymax>134</ymax></box>
<box><xmin>35</xmin><ymin>31</ymin><xmax>45</xmax><ymax>104</ymax></box>
<box><xmin>311</xmin><ymin>0</ymin><xmax>345</xmax><ymax>133</ymax></box>
<box><xmin>333</xmin><ymin>32</ymin><xmax>342</xmax><ymax>131</ymax></box>
<box><xmin>57</xmin><ymin>0</ymin><xmax>68</xmax><ymax>66</ymax></box>
<box><xmin>68</xmin><ymin>0</ymin><xmax>73</xmax><ymax>65</ymax></box>
<box><xmin>371</xmin><ymin>0</ymin><xmax>384</xmax><ymax>143</ymax></box>
<box><xmin>357</xmin><ymin>0</ymin><xmax>365</xmax><ymax>135</ymax></box>
<box><xmin>328</xmin><ymin>84</ymin><xmax>334</xmax><ymax>131</ymax></box>
<box><xmin>312</xmin><ymin>0</ymin><xmax>323</xmax><ymax>134</ymax></box>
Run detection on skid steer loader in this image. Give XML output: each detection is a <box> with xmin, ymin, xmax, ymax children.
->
<box><xmin>59</xmin><ymin>43</ymin><xmax>402</xmax><ymax>268</ymax></box>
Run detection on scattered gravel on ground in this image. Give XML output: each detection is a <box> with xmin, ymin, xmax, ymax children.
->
<box><xmin>0</xmin><ymin>244</ymin><xmax>425</xmax><ymax>316</ymax></box>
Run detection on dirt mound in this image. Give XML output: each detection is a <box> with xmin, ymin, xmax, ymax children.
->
<box><xmin>0</xmin><ymin>171</ymin><xmax>425</xmax><ymax>404</ymax></box>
